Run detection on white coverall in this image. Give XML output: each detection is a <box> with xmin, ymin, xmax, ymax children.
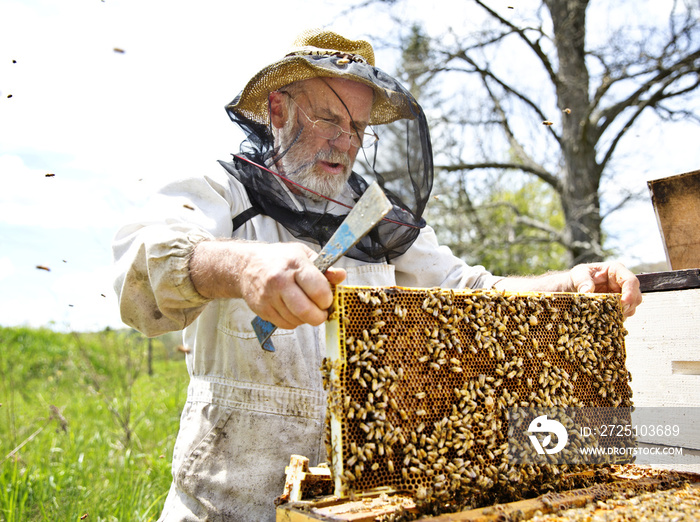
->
<box><xmin>112</xmin><ymin>167</ymin><xmax>502</xmax><ymax>521</ymax></box>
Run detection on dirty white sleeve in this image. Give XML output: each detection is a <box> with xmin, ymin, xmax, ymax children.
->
<box><xmin>393</xmin><ymin>225</ymin><xmax>504</xmax><ymax>290</ymax></box>
<box><xmin>112</xmin><ymin>172</ymin><xmax>242</xmax><ymax>337</ymax></box>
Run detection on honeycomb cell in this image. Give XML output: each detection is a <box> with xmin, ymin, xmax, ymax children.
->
<box><xmin>322</xmin><ymin>286</ymin><xmax>632</xmax><ymax>501</ymax></box>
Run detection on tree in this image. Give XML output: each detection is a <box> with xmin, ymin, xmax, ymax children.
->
<box><xmin>358</xmin><ymin>0</ymin><xmax>700</xmax><ymax>269</ymax></box>
<box><xmin>428</xmin><ymin>169</ymin><xmax>570</xmax><ymax>275</ymax></box>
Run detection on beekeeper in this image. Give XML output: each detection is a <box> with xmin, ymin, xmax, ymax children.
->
<box><xmin>113</xmin><ymin>29</ymin><xmax>642</xmax><ymax>521</ymax></box>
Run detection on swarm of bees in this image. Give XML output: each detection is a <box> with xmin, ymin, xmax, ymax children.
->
<box><xmin>322</xmin><ymin>286</ymin><xmax>632</xmax><ymax>507</ymax></box>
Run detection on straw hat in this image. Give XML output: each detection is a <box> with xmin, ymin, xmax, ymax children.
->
<box><xmin>226</xmin><ymin>29</ymin><xmax>416</xmax><ymax>126</ymax></box>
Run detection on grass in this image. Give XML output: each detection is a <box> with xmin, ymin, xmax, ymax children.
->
<box><xmin>0</xmin><ymin>326</ymin><xmax>189</xmax><ymax>521</ymax></box>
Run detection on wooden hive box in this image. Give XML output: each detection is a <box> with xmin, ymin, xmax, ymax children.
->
<box><xmin>648</xmin><ymin>169</ymin><xmax>700</xmax><ymax>270</ymax></box>
<box><xmin>624</xmin><ymin>269</ymin><xmax>700</xmax><ymax>472</ymax></box>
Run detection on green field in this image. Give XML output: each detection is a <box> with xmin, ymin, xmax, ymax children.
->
<box><xmin>0</xmin><ymin>326</ymin><xmax>189</xmax><ymax>521</ymax></box>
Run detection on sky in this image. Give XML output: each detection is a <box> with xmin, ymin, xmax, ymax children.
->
<box><xmin>1</xmin><ymin>0</ymin><xmax>698</xmax><ymax>332</ymax></box>
<box><xmin>0</xmin><ymin>0</ymin><xmax>369</xmax><ymax>332</ymax></box>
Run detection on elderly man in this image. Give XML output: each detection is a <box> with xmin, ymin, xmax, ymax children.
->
<box><xmin>113</xmin><ymin>29</ymin><xmax>641</xmax><ymax>521</ymax></box>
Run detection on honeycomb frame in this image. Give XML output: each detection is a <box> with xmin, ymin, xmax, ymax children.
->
<box><xmin>323</xmin><ymin>286</ymin><xmax>633</xmax><ymax>500</ymax></box>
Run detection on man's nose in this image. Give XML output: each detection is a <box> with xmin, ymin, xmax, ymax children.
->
<box><xmin>330</xmin><ymin>131</ymin><xmax>354</xmax><ymax>152</ymax></box>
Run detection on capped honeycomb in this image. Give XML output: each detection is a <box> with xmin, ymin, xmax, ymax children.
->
<box><xmin>322</xmin><ymin>286</ymin><xmax>633</xmax><ymax>502</ymax></box>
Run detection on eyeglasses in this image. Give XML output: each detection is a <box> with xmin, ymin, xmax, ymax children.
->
<box><xmin>281</xmin><ymin>91</ymin><xmax>379</xmax><ymax>149</ymax></box>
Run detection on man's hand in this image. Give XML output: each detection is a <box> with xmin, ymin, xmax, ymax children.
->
<box><xmin>189</xmin><ymin>239</ymin><xmax>346</xmax><ymax>329</ymax></box>
<box><xmin>568</xmin><ymin>262</ymin><xmax>642</xmax><ymax>318</ymax></box>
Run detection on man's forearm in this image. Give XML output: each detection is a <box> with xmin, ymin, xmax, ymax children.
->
<box><xmin>188</xmin><ymin>238</ymin><xmax>345</xmax><ymax>328</ymax></box>
<box><xmin>492</xmin><ymin>262</ymin><xmax>642</xmax><ymax>319</ymax></box>
<box><xmin>493</xmin><ymin>271</ymin><xmax>576</xmax><ymax>293</ymax></box>
<box><xmin>189</xmin><ymin>239</ymin><xmax>250</xmax><ymax>300</ymax></box>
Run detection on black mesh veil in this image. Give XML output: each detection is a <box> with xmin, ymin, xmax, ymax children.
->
<box><xmin>219</xmin><ymin>51</ymin><xmax>433</xmax><ymax>263</ymax></box>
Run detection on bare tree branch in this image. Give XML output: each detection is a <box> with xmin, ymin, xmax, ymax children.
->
<box><xmin>473</xmin><ymin>0</ymin><xmax>560</xmax><ymax>89</ymax></box>
<box><xmin>598</xmin><ymin>61</ymin><xmax>700</xmax><ymax>170</ymax></box>
<box><xmin>436</xmin><ymin>162</ymin><xmax>554</xmax><ymax>182</ymax></box>
<box><xmin>438</xmin><ymin>54</ymin><xmax>556</xmax><ymax>131</ymax></box>
<box><xmin>597</xmin><ymin>49</ymin><xmax>700</xmax><ymax>138</ymax></box>
<box><xmin>479</xmin><ymin>74</ymin><xmax>561</xmax><ymax>190</ymax></box>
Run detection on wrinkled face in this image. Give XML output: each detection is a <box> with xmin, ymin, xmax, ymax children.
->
<box><xmin>271</xmin><ymin>77</ymin><xmax>373</xmax><ymax>201</ymax></box>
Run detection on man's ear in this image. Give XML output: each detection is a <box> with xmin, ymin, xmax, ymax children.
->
<box><xmin>268</xmin><ymin>91</ymin><xmax>287</xmax><ymax>129</ymax></box>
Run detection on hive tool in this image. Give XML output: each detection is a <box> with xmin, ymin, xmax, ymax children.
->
<box><xmin>251</xmin><ymin>181</ymin><xmax>393</xmax><ymax>352</ymax></box>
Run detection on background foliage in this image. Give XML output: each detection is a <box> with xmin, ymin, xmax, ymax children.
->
<box><xmin>0</xmin><ymin>326</ymin><xmax>187</xmax><ymax>521</ymax></box>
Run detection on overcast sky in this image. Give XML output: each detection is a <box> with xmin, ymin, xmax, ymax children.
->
<box><xmin>1</xmin><ymin>0</ymin><xmax>697</xmax><ymax>332</ymax></box>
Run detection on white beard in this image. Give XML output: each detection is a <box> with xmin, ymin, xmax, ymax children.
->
<box><xmin>277</xmin><ymin>119</ymin><xmax>351</xmax><ymax>202</ymax></box>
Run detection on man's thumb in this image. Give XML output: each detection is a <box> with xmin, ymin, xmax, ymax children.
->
<box><xmin>578</xmin><ymin>281</ymin><xmax>594</xmax><ymax>293</ymax></box>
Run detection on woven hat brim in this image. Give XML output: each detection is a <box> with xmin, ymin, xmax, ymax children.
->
<box><xmin>227</xmin><ymin>55</ymin><xmax>416</xmax><ymax>127</ymax></box>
